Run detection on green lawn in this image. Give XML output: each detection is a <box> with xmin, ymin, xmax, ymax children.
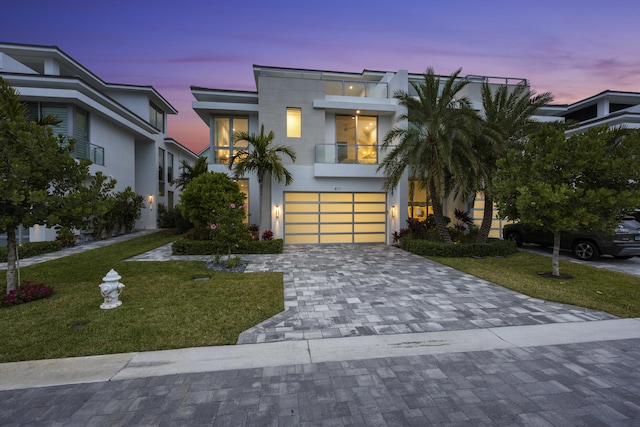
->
<box><xmin>0</xmin><ymin>231</ymin><xmax>283</xmax><ymax>363</ymax></box>
<box><xmin>2</xmin><ymin>233</ymin><xmax>638</xmax><ymax>364</ymax></box>
<box><xmin>428</xmin><ymin>252</ymin><xmax>640</xmax><ymax>318</ymax></box>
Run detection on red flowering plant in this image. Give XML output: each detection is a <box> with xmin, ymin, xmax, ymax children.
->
<box><xmin>1</xmin><ymin>281</ymin><xmax>54</xmax><ymax>308</ymax></box>
<box><xmin>261</xmin><ymin>229</ymin><xmax>274</xmax><ymax>241</ymax></box>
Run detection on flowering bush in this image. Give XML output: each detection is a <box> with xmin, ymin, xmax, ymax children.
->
<box><xmin>1</xmin><ymin>282</ymin><xmax>54</xmax><ymax>308</ymax></box>
<box><xmin>179</xmin><ymin>172</ymin><xmax>250</xmax><ymax>260</ymax></box>
<box><xmin>210</xmin><ymin>201</ymin><xmax>248</xmax><ymax>259</ymax></box>
<box><xmin>262</xmin><ymin>229</ymin><xmax>274</xmax><ymax>241</ymax></box>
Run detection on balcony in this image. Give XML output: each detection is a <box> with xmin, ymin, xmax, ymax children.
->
<box><xmin>324</xmin><ymin>80</ymin><xmax>388</xmax><ymax>98</ymax></box>
<box><xmin>73</xmin><ymin>140</ymin><xmax>105</xmax><ymax>166</ymax></box>
<box><xmin>316</xmin><ymin>143</ymin><xmax>378</xmax><ymax>165</ymax></box>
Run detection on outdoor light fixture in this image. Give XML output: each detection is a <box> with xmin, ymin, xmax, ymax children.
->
<box><xmin>148</xmin><ymin>195</ymin><xmax>154</xmax><ymax>211</ymax></box>
<box><xmin>391</xmin><ymin>205</ymin><xmax>396</xmax><ymax>217</ymax></box>
<box><xmin>275</xmin><ymin>205</ymin><xmax>280</xmax><ymax>218</ymax></box>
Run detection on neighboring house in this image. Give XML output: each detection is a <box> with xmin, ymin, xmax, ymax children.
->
<box><xmin>0</xmin><ymin>42</ymin><xmax>198</xmax><ymax>243</ymax></box>
<box><xmin>192</xmin><ymin>65</ymin><xmax>541</xmax><ymax>244</ymax></box>
<box><xmin>556</xmin><ymin>90</ymin><xmax>640</xmax><ymax>135</ymax></box>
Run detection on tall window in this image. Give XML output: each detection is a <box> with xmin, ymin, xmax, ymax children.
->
<box><xmin>150</xmin><ymin>102</ymin><xmax>164</xmax><ymax>132</ymax></box>
<box><xmin>158</xmin><ymin>148</ymin><xmax>165</xmax><ymax>197</ymax></box>
<box><xmin>167</xmin><ymin>152</ymin><xmax>174</xmax><ymax>183</ymax></box>
<box><xmin>286</xmin><ymin>107</ymin><xmax>302</xmax><ymax>138</ymax></box>
<box><xmin>74</xmin><ymin>108</ymin><xmax>89</xmax><ymax>160</ymax></box>
<box><xmin>335</xmin><ymin>115</ymin><xmax>377</xmax><ymax>164</ymax></box>
<box><xmin>213</xmin><ymin>117</ymin><xmax>248</xmax><ymax>164</ymax></box>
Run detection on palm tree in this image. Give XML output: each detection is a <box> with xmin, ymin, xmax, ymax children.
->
<box><xmin>379</xmin><ymin>68</ymin><xmax>480</xmax><ymax>243</ymax></box>
<box><xmin>173</xmin><ymin>156</ymin><xmax>208</xmax><ymax>190</ymax></box>
<box><xmin>475</xmin><ymin>83</ymin><xmax>553</xmax><ymax>243</ymax></box>
<box><xmin>229</xmin><ymin>124</ymin><xmax>296</xmax><ymax>232</ymax></box>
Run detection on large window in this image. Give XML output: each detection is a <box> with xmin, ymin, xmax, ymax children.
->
<box><xmin>213</xmin><ymin>117</ymin><xmax>248</xmax><ymax>164</ymax></box>
<box><xmin>286</xmin><ymin>107</ymin><xmax>301</xmax><ymax>138</ymax></box>
<box><xmin>74</xmin><ymin>108</ymin><xmax>89</xmax><ymax>160</ymax></box>
<box><xmin>335</xmin><ymin>115</ymin><xmax>377</xmax><ymax>164</ymax></box>
<box><xmin>150</xmin><ymin>102</ymin><xmax>165</xmax><ymax>132</ymax></box>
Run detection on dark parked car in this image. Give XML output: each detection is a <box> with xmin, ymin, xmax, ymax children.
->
<box><xmin>503</xmin><ymin>218</ymin><xmax>640</xmax><ymax>261</ymax></box>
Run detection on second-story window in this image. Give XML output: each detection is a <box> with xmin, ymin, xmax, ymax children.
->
<box><xmin>150</xmin><ymin>102</ymin><xmax>165</xmax><ymax>132</ymax></box>
<box><xmin>335</xmin><ymin>115</ymin><xmax>377</xmax><ymax>164</ymax></box>
<box><xmin>286</xmin><ymin>107</ymin><xmax>302</xmax><ymax>138</ymax></box>
<box><xmin>213</xmin><ymin>117</ymin><xmax>248</xmax><ymax>164</ymax></box>
<box><xmin>167</xmin><ymin>152</ymin><xmax>174</xmax><ymax>184</ymax></box>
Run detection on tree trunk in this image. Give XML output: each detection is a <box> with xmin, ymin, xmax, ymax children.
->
<box><xmin>476</xmin><ymin>191</ymin><xmax>493</xmax><ymax>243</ymax></box>
<box><xmin>5</xmin><ymin>227</ymin><xmax>18</xmax><ymax>293</ymax></box>
<box><xmin>552</xmin><ymin>230</ymin><xmax>561</xmax><ymax>277</ymax></box>
<box><xmin>429</xmin><ymin>179</ymin><xmax>452</xmax><ymax>243</ymax></box>
<box><xmin>258</xmin><ymin>176</ymin><xmax>271</xmax><ymax>235</ymax></box>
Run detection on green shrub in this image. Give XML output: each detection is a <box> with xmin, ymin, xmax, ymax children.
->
<box><xmin>400</xmin><ymin>238</ymin><xmax>517</xmax><ymax>258</ymax></box>
<box><xmin>172</xmin><ymin>238</ymin><xmax>283</xmax><ymax>255</ymax></box>
<box><xmin>157</xmin><ymin>203</ymin><xmax>192</xmax><ymax>233</ymax></box>
<box><xmin>0</xmin><ymin>241</ymin><xmax>63</xmax><ymax>262</ymax></box>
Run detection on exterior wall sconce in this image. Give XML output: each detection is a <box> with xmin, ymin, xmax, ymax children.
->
<box><xmin>275</xmin><ymin>205</ymin><xmax>280</xmax><ymax>218</ymax></box>
<box><xmin>148</xmin><ymin>195</ymin><xmax>154</xmax><ymax>211</ymax></box>
<box><xmin>391</xmin><ymin>205</ymin><xmax>396</xmax><ymax>217</ymax></box>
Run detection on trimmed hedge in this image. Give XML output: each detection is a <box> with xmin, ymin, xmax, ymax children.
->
<box><xmin>172</xmin><ymin>238</ymin><xmax>283</xmax><ymax>255</ymax></box>
<box><xmin>400</xmin><ymin>238</ymin><xmax>517</xmax><ymax>258</ymax></box>
<box><xmin>0</xmin><ymin>241</ymin><xmax>63</xmax><ymax>263</ymax></box>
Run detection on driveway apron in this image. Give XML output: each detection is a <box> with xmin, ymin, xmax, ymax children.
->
<box><xmin>237</xmin><ymin>244</ymin><xmax>615</xmax><ymax>344</ymax></box>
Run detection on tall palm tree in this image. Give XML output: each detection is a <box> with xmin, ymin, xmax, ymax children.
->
<box><xmin>379</xmin><ymin>68</ymin><xmax>480</xmax><ymax>243</ymax></box>
<box><xmin>173</xmin><ymin>156</ymin><xmax>208</xmax><ymax>190</ymax></box>
<box><xmin>475</xmin><ymin>82</ymin><xmax>553</xmax><ymax>243</ymax></box>
<box><xmin>229</xmin><ymin>124</ymin><xmax>296</xmax><ymax>232</ymax></box>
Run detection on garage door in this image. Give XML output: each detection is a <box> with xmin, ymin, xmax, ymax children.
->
<box><xmin>284</xmin><ymin>192</ymin><xmax>387</xmax><ymax>244</ymax></box>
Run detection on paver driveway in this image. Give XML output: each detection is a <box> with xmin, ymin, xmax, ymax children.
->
<box><xmin>238</xmin><ymin>244</ymin><xmax>615</xmax><ymax>344</ymax></box>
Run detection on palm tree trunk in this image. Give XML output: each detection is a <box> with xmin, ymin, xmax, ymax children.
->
<box><xmin>429</xmin><ymin>178</ymin><xmax>452</xmax><ymax>243</ymax></box>
<box><xmin>476</xmin><ymin>191</ymin><xmax>493</xmax><ymax>243</ymax></box>
<box><xmin>5</xmin><ymin>227</ymin><xmax>18</xmax><ymax>293</ymax></box>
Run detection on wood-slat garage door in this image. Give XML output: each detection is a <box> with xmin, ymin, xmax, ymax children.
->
<box><xmin>284</xmin><ymin>192</ymin><xmax>386</xmax><ymax>244</ymax></box>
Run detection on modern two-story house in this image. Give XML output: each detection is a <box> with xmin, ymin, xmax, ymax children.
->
<box><xmin>192</xmin><ymin>65</ymin><xmax>548</xmax><ymax>244</ymax></box>
<box><xmin>0</xmin><ymin>42</ymin><xmax>198</xmax><ymax>243</ymax></box>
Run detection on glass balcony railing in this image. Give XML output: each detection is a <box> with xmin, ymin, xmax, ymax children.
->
<box><xmin>316</xmin><ymin>143</ymin><xmax>378</xmax><ymax>164</ymax></box>
<box><xmin>73</xmin><ymin>139</ymin><xmax>105</xmax><ymax>166</ymax></box>
<box><xmin>324</xmin><ymin>80</ymin><xmax>388</xmax><ymax>98</ymax></box>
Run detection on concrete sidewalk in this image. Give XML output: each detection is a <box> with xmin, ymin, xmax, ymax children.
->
<box><xmin>2</xmin><ymin>318</ymin><xmax>639</xmax><ymax>391</ymax></box>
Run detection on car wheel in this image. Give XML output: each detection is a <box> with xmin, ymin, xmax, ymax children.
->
<box><xmin>505</xmin><ymin>232</ymin><xmax>523</xmax><ymax>247</ymax></box>
<box><xmin>573</xmin><ymin>240</ymin><xmax>600</xmax><ymax>261</ymax></box>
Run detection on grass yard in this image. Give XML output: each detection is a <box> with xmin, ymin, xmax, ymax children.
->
<box><xmin>0</xmin><ymin>231</ymin><xmax>283</xmax><ymax>363</ymax></box>
<box><xmin>429</xmin><ymin>252</ymin><xmax>640</xmax><ymax>318</ymax></box>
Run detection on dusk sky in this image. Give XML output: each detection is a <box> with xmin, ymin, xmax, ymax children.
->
<box><xmin>3</xmin><ymin>0</ymin><xmax>639</xmax><ymax>153</ymax></box>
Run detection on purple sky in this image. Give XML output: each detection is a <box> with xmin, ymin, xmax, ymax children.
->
<box><xmin>3</xmin><ymin>0</ymin><xmax>639</xmax><ymax>153</ymax></box>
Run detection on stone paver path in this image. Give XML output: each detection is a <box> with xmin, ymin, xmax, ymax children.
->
<box><xmin>129</xmin><ymin>244</ymin><xmax>615</xmax><ymax>344</ymax></box>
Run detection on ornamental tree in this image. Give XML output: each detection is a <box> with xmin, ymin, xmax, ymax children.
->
<box><xmin>179</xmin><ymin>172</ymin><xmax>248</xmax><ymax>259</ymax></box>
<box><xmin>0</xmin><ymin>78</ymin><xmax>91</xmax><ymax>293</ymax></box>
<box><xmin>493</xmin><ymin>124</ymin><xmax>640</xmax><ymax>277</ymax></box>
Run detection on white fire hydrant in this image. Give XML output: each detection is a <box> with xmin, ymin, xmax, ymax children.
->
<box><xmin>99</xmin><ymin>269</ymin><xmax>125</xmax><ymax>309</ymax></box>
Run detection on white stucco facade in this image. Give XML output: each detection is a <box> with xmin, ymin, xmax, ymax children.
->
<box><xmin>192</xmin><ymin>65</ymin><xmax>531</xmax><ymax>244</ymax></box>
<box><xmin>0</xmin><ymin>42</ymin><xmax>198</xmax><ymax>243</ymax></box>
